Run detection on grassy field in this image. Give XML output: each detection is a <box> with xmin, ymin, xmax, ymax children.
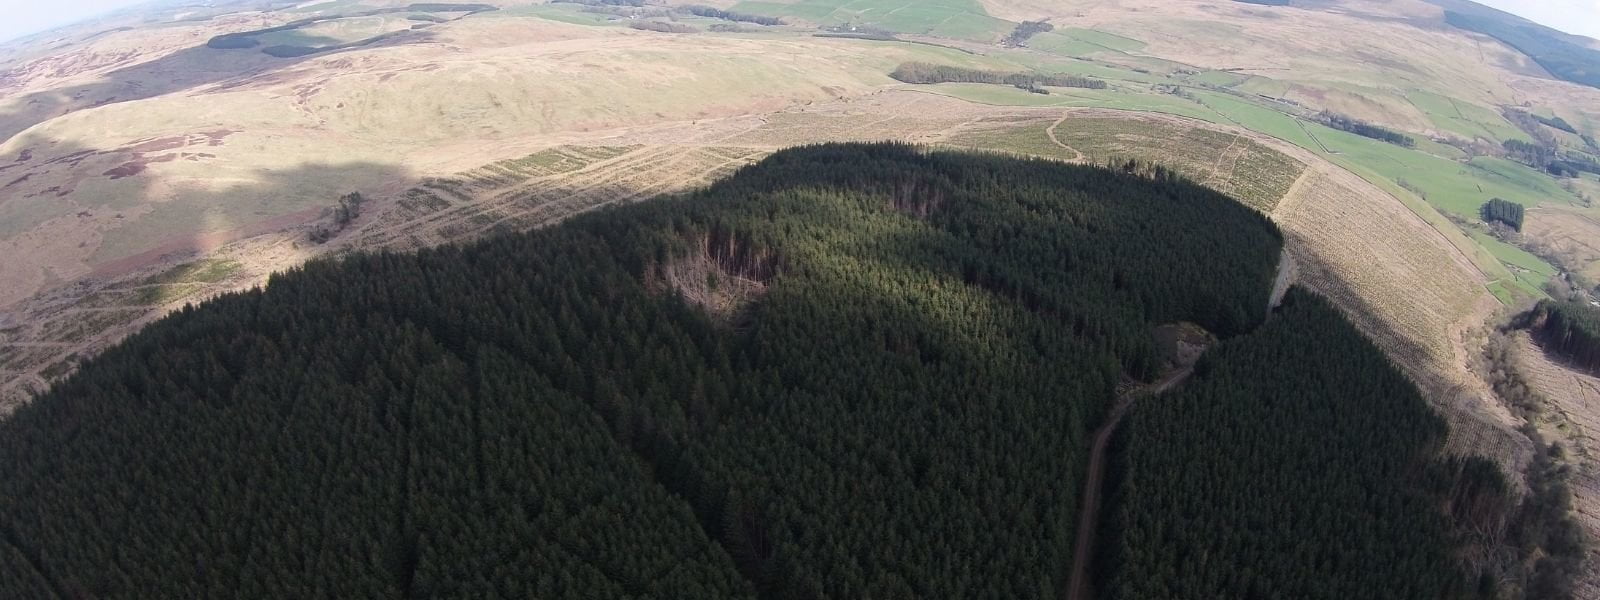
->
<box><xmin>730</xmin><ymin>0</ymin><xmax>1010</xmax><ymax>41</ymax></box>
<box><xmin>474</xmin><ymin>4</ymin><xmax>625</xmax><ymax>27</ymax></box>
<box><xmin>1026</xmin><ymin>27</ymin><xmax>1145</xmax><ymax>57</ymax></box>
<box><xmin>1404</xmin><ymin>89</ymin><xmax>1530</xmax><ymax>144</ymax></box>
<box><xmin>142</xmin><ymin>259</ymin><xmax>242</xmax><ymax>286</ymax></box>
<box><xmin>1470</xmin><ymin>230</ymin><xmax>1557</xmax><ymax>297</ymax></box>
<box><xmin>919</xmin><ymin>82</ymin><xmax>1223</xmax><ymax>120</ymax></box>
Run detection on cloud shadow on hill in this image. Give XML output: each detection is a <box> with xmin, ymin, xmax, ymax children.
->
<box><xmin>0</xmin><ymin>27</ymin><xmax>441</xmax><ymax>146</ymax></box>
<box><xmin>0</xmin><ymin>128</ymin><xmax>418</xmax><ymax>311</ymax></box>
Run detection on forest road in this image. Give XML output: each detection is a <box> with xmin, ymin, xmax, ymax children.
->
<box><xmin>1064</xmin><ymin>366</ymin><xmax>1194</xmax><ymax>600</ymax></box>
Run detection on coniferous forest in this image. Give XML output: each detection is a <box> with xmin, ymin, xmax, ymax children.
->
<box><xmin>1526</xmin><ymin>299</ymin><xmax>1600</xmax><ymax>374</ymax></box>
<box><xmin>0</xmin><ymin>143</ymin><xmax>1491</xmax><ymax>598</ymax></box>
<box><xmin>1099</xmin><ymin>288</ymin><xmax>1490</xmax><ymax>599</ymax></box>
<box><xmin>1481</xmin><ymin>197</ymin><xmax>1525</xmax><ymax>231</ymax></box>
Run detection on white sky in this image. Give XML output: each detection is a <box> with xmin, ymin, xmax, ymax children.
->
<box><xmin>1475</xmin><ymin>0</ymin><xmax>1600</xmax><ymax>40</ymax></box>
<box><xmin>0</xmin><ymin>0</ymin><xmax>150</xmax><ymax>44</ymax></box>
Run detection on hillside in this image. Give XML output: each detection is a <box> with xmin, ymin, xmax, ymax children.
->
<box><xmin>1</xmin><ymin>0</ymin><xmax>1599</xmax><ymax>594</ymax></box>
<box><xmin>0</xmin><ymin>145</ymin><xmax>1508</xmax><ymax>597</ymax></box>
<box><xmin>1424</xmin><ymin>0</ymin><xmax>1600</xmax><ymax>89</ymax></box>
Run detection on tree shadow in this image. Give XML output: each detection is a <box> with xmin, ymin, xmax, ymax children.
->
<box><xmin>0</xmin><ymin>139</ymin><xmax>685</xmax><ymax>411</ymax></box>
<box><xmin>1280</xmin><ymin>228</ymin><xmax>1537</xmax><ymax>480</ymax></box>
<box><xmin>0</xmin><ymin>26</ymin><xmax>439</xmax><ymax>145</ymax></box>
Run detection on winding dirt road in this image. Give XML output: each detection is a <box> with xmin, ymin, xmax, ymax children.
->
<box><xmin>1065</xmin><ymin>367</ymin><xmax>1194</xmax><ymax>600</ymax></box>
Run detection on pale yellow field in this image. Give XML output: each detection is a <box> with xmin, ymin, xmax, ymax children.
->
<box><xmin>0</xmin><ymin>13</ymin><xmax>1008</xmax><ymax>310</ymax></box>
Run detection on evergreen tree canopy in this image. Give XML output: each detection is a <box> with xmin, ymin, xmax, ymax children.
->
<box><xmin>0</xmin><ymin>143</ymin><xmax>1483</xmax><ymax>599</ymax></box>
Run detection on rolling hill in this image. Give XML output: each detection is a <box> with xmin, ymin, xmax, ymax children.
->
<box><xmin>1</xmin><ymin>0</ymin><xmax>1599</xmax><ymax>595</ymax></box>
<box><xmin>0</xmin><ymin>144</ymin><xmax>1510</xmax><ymax>598</ymax></box>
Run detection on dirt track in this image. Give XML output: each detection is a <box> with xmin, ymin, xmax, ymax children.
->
<box><xmin>1064</xmin><ymin>366</ymin><xmax>1193</xmax><ymax>600</ymax></box>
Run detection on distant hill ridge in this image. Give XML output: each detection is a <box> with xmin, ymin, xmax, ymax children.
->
<box><xmin>1424</xmin><ymin>0</ymin><xmax>1600</xmax><ymax>89</ymax></box>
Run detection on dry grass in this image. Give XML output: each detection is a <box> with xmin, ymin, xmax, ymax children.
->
<box><xmin>1514</xmin><ymin>332</ymin><xmax>1600</xmax><ymax>598</ymax></box>
<box><xmin>946</xmin><ymin>115</ymin><xmax>1307</xmax><ymax>212</ymax></box>
<box><xmin>1270</xmin><ymin>162</ymin><xmax>1522</xmax><ymax>472</ymax></box>
<box><xmin>0</xmin><ymin>12</ymin><xmax>1005</xmax><ymax>309</ymax></box>
<box><xmin>1524</xmin><ymin>207</ymin><xmax>1600</xmax><ymax>282</ymax></box>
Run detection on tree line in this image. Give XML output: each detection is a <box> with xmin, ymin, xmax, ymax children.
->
<box><xmin>682</xmin><ymin>5</ymin><xmax>782</xmax><ymax>26</ymax></box>
<box><xmin>1503</xmin><ymin>139</ymin><xmax>1600</xmax><ymax>179</ymax></box>
<box><xmin>890</xmin><ymin>62</ymin><xmax>1108</xmax><ymax>90</ymax></box>
<box><xmin>0</xmin><ymin>143</ymin><xmax>1284</xmax><ymax>598</ymax></box>
<box><xmin>1316</xmin><ymin>111</ymin><xmax>1415</xmax><ymax>147</ymax></box>
<box><xmin>1532</xmin><ymin>113</ymin><xmax>1578</xmax><ymax>135</ymax></box>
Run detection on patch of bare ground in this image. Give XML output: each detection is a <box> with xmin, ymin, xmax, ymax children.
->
<box><xmin>1515</xmin><ymin>331</ymin><xmax>1600</xmax><ymax>597</ymax></box>
<box><xmin>649</xmin><ymin>229</ymin><xmax>780</xmax><ymax>324</ymax></box>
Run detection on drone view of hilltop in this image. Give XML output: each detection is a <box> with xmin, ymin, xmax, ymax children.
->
<box><xmin>1</xmin><ymin>0</ymin><xmax>1600</xmax><ymax>597</ymax></box>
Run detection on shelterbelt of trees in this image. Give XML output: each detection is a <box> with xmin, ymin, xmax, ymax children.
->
<box><xmin>0</xmin><ymin>144</ymin><xmax>1492</xmax><ymax>598</ymax></box>
<box><xmin>889</xmin><ymin>62</ymin><xmax>1107</xmax><ymax>90</ymax></box>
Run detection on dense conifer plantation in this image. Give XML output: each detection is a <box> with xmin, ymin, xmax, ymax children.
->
<box><xmin>1099</xmin><ymin>288</ymin><xmax>1490</xmax><ymax>599</ymax></box>
<box><xmin>0</xmin><ymin>143</ymin><xmax>1482</xmax><ymax>598</ymax></box>
<box><xmin>1526</xmin><ymin>299</ymin><xmax>1600</xmax><ymax>373</ymax></box>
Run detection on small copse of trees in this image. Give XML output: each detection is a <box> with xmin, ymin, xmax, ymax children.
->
<box><xmin>310</xmin><ymin>192</ymin><xmax>365</xmax><ymax>244</ymax></box>
<box><xmin>1481</xmin><ymin>198</ymin><xmax>1524</xmax><ymax>231</ymax></box>
<box><xmin>1534</xmin><ymin>113</ymin><xmax>1579</xmax><ymax>134</ymax></box>
<box><xmin>889</xmin><ymin>62</ymin><xmax>1107</xmax><ymax>90</ymax></box>
<box><xmin>1503</xmin><ymin>139</ymin><xmax>1600</xmax><ymax>178</ymax></box>
<box><xmin>1014</xmin><ymin>81</ymin><xmax>1049</xmax><ymax>95</ymax></box>
<box><xmin>630</xmin><ymin>20</ymin><xmax>700</xmax><ymax>33</ymax></box>
<box><xmin>681</xmin><ymin>6</ymin><xmax>782</xmax><ymax>26</ymax></box>
<box><xmin>1504</xmin><ymin>139</ymin><xmax>1558</xmax><ymax>170</ymax></box>
<box><xmin>1001</xmin><ymin>20</ymin><xmax>1053</xmax><ymax>47</ymax></box>
<box><xmin>1317</xmin><ymin>111</ymin><xmax>1415</xmax><ymax>147</ymax></box>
